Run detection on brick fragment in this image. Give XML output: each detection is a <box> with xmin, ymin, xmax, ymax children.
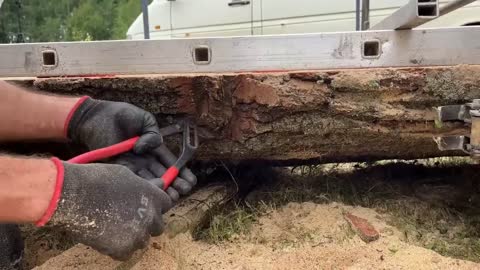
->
<box><xmin>344</xmin><ymin>213</ymin><xmax>380</xmax><ymax>243</ymax></box>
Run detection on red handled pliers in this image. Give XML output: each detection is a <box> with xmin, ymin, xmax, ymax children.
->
<box><xmin>68</xmin><ymin>121</ymin><xmax>198</xmax><ymax>190</ymax></box>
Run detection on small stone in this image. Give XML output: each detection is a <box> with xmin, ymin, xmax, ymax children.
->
<box><xmin>344</xmin><ymin>212</ymin><xmax>380</xmax><ymax>243</ymax></box>
<box><xmin>380</xmin><ymin>227</ymin><xmax>394</xmax><ymax>236</ymax></box>
<box><xmin>151</xmin><ymin>242</ymin><xmax>162</xmax><ymax>250</ymax></box>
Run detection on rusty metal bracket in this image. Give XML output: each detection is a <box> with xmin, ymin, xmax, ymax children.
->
<box><xmin>434</xmin><ymin>99</ymin><xmax>480</xmax><ymax>159</ymax></box>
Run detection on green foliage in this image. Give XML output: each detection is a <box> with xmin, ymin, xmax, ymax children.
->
<box><xmin>23</xmin><ymin>0</ymin><xmax>78</xmax><ymax>42</ymax></box>
<box><xmin>0</xmin><ymin>0</ymin><xmax>24</xmax><ymax>43</ymax></box>
<box><xmin>0</xmin><ymin>0</ymin><xmax>145</xmax><ymax>43</ymax></box>
<box><xmin>195</xmin><ymin>206</ymin><xmax>256</xmax><ymax>243</ymax></box>
<box><xmin>66</xmin><ymin>0</ymin><xmax>115</xmax><ymax>41</ymax></box>
<box><xmin>112</xmin><ymin>0</ymin><xmax>141</xmax><ymax>40</ymax></box>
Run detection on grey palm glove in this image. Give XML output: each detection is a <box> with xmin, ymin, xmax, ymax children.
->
<box><xmin>38</xmin><ymin>158</ymin><xmax>172</xmax><ymax>260</ymax></box>
<box><xmin>66</xmin><ymin>97</ymin><xmax>163</xmax><ymax>154</ymax></box>
<box><xmin>65</xmin><ymin>97</ymin><xmax>197</xmax><ymax>199</ymax></box>
<box><xmin>114</xmin><ymin>152</ymin><xmax>196</xmax><ymax>201</ymax></box>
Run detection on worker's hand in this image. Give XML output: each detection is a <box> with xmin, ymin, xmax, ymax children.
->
<box><xmin>38</xmin><ymin>158</ymin><xmax>172</xmax><ymax>260</ymax></box>
<box><xmin>65</xmin><ymin>97</ymin><xmax>197</xmax><ymax>199</ymax></box>
<box><xmin>66</xmin><ymin>97</ymin><xmax>162</xmax><ymax>154</ymax></box>
<box><xmin>114</xmin><ymin>152</ymin><xmax>196</xmax><ymax>201</ymax></box>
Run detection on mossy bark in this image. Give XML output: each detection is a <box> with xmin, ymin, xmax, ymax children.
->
<box><xmin>9</xmin><ymin>65</ymin><xmax>480</xmax><ymax>164</ymax></box>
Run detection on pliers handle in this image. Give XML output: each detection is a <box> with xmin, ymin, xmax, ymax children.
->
<box><xmin>68</xmin><ymin>137</ymin><xmax>140</xmax><ymax>164</ymax></box>
<box><xmin>158</xmin><ymin>122</ymin><xmax>198</xmax><ymax>188</ymax></box>
<box><xmin>67</xmin><ymin>123</ymin><xmax>187</xmax><ymax>190</ymax></box>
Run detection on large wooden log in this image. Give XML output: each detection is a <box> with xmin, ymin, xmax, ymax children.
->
<box><xmin>11</xmin><ymin>65</ymin><xmax>480</xmax><ymax>164</ymax></box>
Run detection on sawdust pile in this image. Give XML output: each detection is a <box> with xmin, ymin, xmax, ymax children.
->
<box><xmin>35</xmin><ymin>202</ymin><xmax>478</xmax><ymax>270</ymax></box>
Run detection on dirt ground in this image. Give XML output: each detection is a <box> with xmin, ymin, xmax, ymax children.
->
<box><xmin>23</xmin><ymin>158</ymin><xmax>480</xmax><ymax>269</ymax></box>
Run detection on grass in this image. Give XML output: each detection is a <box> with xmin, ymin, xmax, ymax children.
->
<box><xmin>195</xmin><ymin>157</ymin><xmax>480</xmax><ymax>262</ymax></box>
<box><xmin>194</xmin><ymin>205</ymin><xmax>256</xmax><ymax>244</ymax></box>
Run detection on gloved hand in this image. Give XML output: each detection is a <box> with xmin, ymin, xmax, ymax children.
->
<box><xmin>36</xmin><ymin>158</ymin><xmax>172</xmax><ymax>260</ymax></box>
<box><xmin>114</xmin><ymin>151</ymin><xmax>196</xmax><ymax>201</ymax></box>
<box><xmin>65</xmin><ymin>97</ymin><xmax>197</xmax><ymax>199</ymax></box>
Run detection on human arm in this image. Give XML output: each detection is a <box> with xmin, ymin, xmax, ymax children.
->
<box><xmin>0</xmin><ymin>80</ymin><xmax>160</xmax><ymax>148</ymax></box>
<box><xmin>0</xmin><ymin>156</ymin><xmax>55</xmax><ymax>222</ymax></box>
<box><xmin>0</xmin><ymin>80</ymin><xmax>79</xmax><ymax>141</ymax></box>
<box><xmin>0</xmin><ymin>80</ymin><xmax>196</xmax><ymax>199</ymax></box>
<box><xmin>0</xmin><ymin>155</ymin><xmax>172</xmax><ymax>260</ymax></box>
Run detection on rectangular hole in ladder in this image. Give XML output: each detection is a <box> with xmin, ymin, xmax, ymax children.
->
<box><xmin>42</xmin><ymin>51</ymin><xmax>57</xmax><ymax>66</ymax></box>
<box><xmin>194</xmin><ymin>47</ymin><xmax>211</xmax><ymax>64</ymax></box>
<box><xmin>418</xmin><ymin>5</ymin><xmax>438</xmax><ymax>16</ymax></box>
<box><xmin>417</xmin><ymin>0</ymin><xmax>438</xmax><ymax>17</ymax></box>
<box><xmin>363</xmin><ymin>40</ymin><xmax>380</xmax><ymax>58</ymax></box>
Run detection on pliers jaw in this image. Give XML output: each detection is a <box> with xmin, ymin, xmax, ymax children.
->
<box><xmin>177</xmin><ymin>121</ymin><xmax>199</xmax><ymax>168</ymax></box>
<box><xmin>434</xmin><ymin>99</ymin><xmax>480</xmax><ymax>160</ymax></box>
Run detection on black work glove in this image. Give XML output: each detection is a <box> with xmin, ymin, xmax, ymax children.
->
<box><xmin>114</xmin><ymin>151</ymin><xmax>196</xmax><ymax>201</ymax></box>
<box><xmin>66</xmin><ymin>97</ymin><xmax>197</xmax><ymax>199</ymax></box>
<box><xmin>39</xmin><ymin>158</ymin><xmax>172</xmax><ymax>260</ymax></box>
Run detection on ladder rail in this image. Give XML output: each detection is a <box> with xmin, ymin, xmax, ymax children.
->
<box><xmin>0</xmin><ymin>26</ymin><xmax>479</xmax><ymax>78</ymax></box>
<box><xmin>370</xmin><ymin>0</ymin><xmax>440</xmax><ymax>30</ymax></box>
<box><xmin>370</xmin><ymin>0</ymin><xmax>476</xmax><ymax>30</ymax></box>
<box><xmin>440</xmin><ymin>0</ymin><xmax>477</xmax><ymax>15</ymax></box>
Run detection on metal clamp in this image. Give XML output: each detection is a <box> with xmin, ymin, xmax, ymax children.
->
<box><xmin>434</xmin><ymin>99</ymin><xmax>480</xmax><ymax>159</ymax></box>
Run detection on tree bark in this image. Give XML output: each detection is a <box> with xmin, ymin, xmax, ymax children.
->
<box><xmin>9</xmin><ymin>65</ymin><xmax>480</xmax><ymax>164</ymax></box>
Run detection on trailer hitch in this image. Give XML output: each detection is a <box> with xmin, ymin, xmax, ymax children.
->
<box><xmin>434</xmin><ymin>99</ymin><xmax>480</xmax><ymax>159</ymax></box>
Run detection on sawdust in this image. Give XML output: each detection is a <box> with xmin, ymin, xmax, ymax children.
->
<box><xmin>21</xmin><ymin>225</ymin><xmax>74</xmax><ymax>269</ymax></box>
<box><xmin>23</xmin><ymin>160</ymin><xmax>480</xmax><ymax>269</ymax></box>
<box><xmin>34</xmin><ymin>202</ymin><xmax>479</xmax><ymax>270</ymax></box>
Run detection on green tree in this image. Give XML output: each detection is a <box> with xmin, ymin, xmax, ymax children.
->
<box><xmin>0</xmin><ymin>0</ymin><xmax>26</xmax><ymax>43</ymax></box>
<box><xmin>66</xmin><ymin>0</ymin><xmax>116</xmax><ymax>41</ymax></box>
<box><xmin>112</xmin><ymin>0</ymin><xmax>142</xmax><ymax>39</ymax></box>
<box><xmin>23</xmin><ymin>0</ymin><xmax>78</xmax><ymax>42</ymax></box>
<box><xmin>0</xmin><ymin>0</ymin><xmax>143</xmax><ymax>43</ymax></box>
<box><xmin>0</xmin><ymin>0</ymin><xmax>79</xmax><ymax>43</ymax></box>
